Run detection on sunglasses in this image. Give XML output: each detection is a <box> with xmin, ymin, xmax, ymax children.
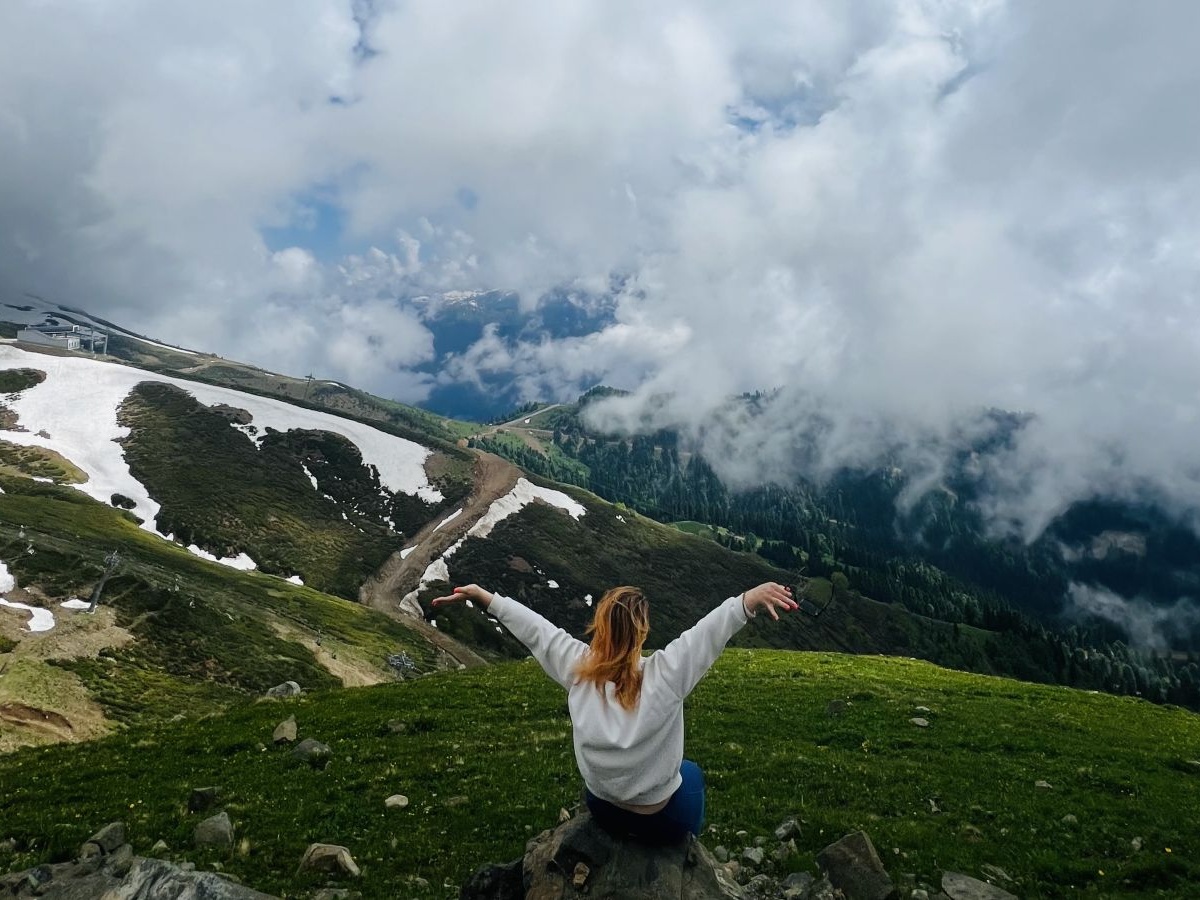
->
<box><xmin>792</xmin><ymin>581</ymin><xmax>832</xmax><ymax>617</ymax></box>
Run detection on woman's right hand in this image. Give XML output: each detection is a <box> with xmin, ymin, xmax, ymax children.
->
<box><xmin>432</xmin><ymin>584</ymin><xmax>494</xmax><ymax>609</ymax></box>
<box><xmin>742</xmin><ymin>582</ymin><xmax>797</xmax><ymax>620</ymax></box>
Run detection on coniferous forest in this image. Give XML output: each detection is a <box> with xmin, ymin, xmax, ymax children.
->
<box><xmin>472</xmin><ymin>394</ymin><xmax>1200</xmax><ymax>711</ymax></box>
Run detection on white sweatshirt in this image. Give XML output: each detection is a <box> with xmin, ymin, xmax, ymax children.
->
<box><xmin>487</xmin><ymin>593</ymin><xmax>751</xmax><ymax>806</ymax></box>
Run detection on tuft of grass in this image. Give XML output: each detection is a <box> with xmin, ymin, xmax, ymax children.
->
<box><xmin>0</xmin><ymin>652</ymin><xmax>1196</xmax><ymax>898</ymax></box>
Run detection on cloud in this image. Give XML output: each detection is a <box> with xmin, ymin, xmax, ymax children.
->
<box><xmin>3</xmin><ymin>0</ymin><xmax>1200</xmax><ymax>546</ymax></box>
<box><xmin>1066</xmin><ymin>584</ymin><xmax>1200</xmax><ymax>651</ymax></box>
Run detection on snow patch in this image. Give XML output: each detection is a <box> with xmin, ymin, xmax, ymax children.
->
<box><xmin>60</xmin><ymin>598</ymin><xmax>92</xmax><ymax>610</ymax></box>
<box><xmin>0</xmin><ymin>598</ymin><xmax>54</xmax><ymax>632</ymax></box>
<box><xmin>433</xmin><ymin>508</ymin><xmax>462</xmax><ymax>531</ymax></box>
<box><xmin>129</xmin><ymin>335</ymin><xmax>198</xmax><ymax>356</ymax></box>
<box><xmin>186</xmin><ymin>544</ymin><xmax>257</xmax><ymax>571</ymax></box>
<box><xmin>286</xmin><ymin>575</ymin><xmax>304</xmax><ymax>585</ymax></box>
<box><xmin>0</xmin><ymin>346</ymin><xmax>442</xmax><ymax>540</ymax></box>
<box><xmin>547</xmin><ymin>579</ymin><xmax>559</xmax><ymax>588</ymax></box>
<box><xmin>301</xmin><ymin>464</ymin><xmax>319</xmax><ymax>490</ymax></box>
<box><xmin>467</xmin><ymin>478</ymin><xmax>586</xmax><ymax>541</ymax></box>
<box><xmin>400</xmin><ymin>547</ymin><xmax>416</xmax><ymax>559</ymax></box>
<box><xmin>585</xmin><ymin>594</ymin><xmax>593</xmax><ymax>607</ymax></box>
<box><xmin>0</xmin><ymin>561</ymin><xmax>15</xmax><ymax>593</ymax></box>
<box><xmin>616</xmin><ymin>515</ymin><xmax>626</xmax><ymax>523</ymax></box>
<box><xmin>420</xmin><ymin>558</ymin><xmax>450</xmax><ymax>584</ymax></box>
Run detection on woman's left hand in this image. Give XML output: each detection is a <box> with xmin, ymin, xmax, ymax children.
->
<box><xmin>431</xmin><ymin>584</ymin><xmax>494</xmax><ymax>609</ymax></box>
<box><xmin>742</xmin><ymin>582</ymin><xmax>797</xmax><ymax>620</ymax></box>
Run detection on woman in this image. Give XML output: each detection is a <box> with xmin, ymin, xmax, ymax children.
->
<box><xmin>432</xmin><ymin>581</ymin><xmax>797</xmax><ymax>844</ymax></box>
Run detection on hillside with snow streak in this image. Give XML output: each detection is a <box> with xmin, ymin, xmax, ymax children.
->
<box><xmin>0</xmin><ymin>346</ymin><xmax>441</xmax><ymax>539</ymax></box>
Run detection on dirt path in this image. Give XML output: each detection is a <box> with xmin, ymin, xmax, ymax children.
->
<box><xmin>359</xmin><ymin>450</ymin><xmax>522</xmax><ymax>669</ymax></box>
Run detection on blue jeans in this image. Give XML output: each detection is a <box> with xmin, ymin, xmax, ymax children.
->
<box><xmin>584</xmin><ymin>760</ymin><xmax>705</xmax><ymax>845</ymax></box>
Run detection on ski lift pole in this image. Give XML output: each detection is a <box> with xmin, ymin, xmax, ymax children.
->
<box><xmin>87</xmin><ymin>550</ymin><xmax>121</xmax><ymax>613</ymax></box>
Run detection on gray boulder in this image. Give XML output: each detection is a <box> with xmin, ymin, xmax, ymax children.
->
<box><xmin>195</xmin><ymin>812</ymin><xmax>234</xmax><ymax>849</ymax></box>
<box><xmin>297</xmin><ymin>844</ymin><xmax>360</xmax><ymax>878</ymax></box>
<box><xmin>816</xmin><ymin>830</ymin><xmax>896</xmax><ymax>900</ymax></box>
<box><xmin>293</xmin><ymin>738</ymin><xmax>332</xmax><ymax>769</ymax></box>
<box><xmin>460</xmin><ymin>809</ymin><xmax>743</xmax><ymax>899</ymax></box>
<box><xmin>82</xmin><ymin>822</ymin><xmax>126</xmax><ymax>855</ymax></box>
<box><xmin>273</xmin><ymin>716</ymin><xmax>297</xmax><ymax>744</ymax></box>
<box><xmin>0</xmin><ymin>855</ymin><xmax>274</xmax><ymax>899</ymax></box>
<box><xmin>941</xmin><ymin>872</ymin><xmax>1018</xmax><ymax>900</ymax></box>
<box><xmin>265</xmin><ymin>681</ymin><xmax>301</xmax><ymax>699</ymax></box>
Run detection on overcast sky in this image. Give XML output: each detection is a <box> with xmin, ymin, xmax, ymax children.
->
<box><xmin>3</xmin><ymin>0</ymin><xmax>1200</xmax><ymax>544</ymax></box>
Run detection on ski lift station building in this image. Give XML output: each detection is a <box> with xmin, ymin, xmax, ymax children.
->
<box><xmin>17</xmin><ymin>322</ymin><xmax>108</xmax><ymax>353</ymax></box>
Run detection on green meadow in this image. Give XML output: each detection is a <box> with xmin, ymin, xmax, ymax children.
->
<box><xmin>1</xmin><ymin>651</ymin><xmax>1196</xmax><ymax>899</ymax></box>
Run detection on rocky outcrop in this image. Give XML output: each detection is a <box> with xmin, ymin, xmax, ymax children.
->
<box><xmin>460</xmin><ymin>813</ymin><xmax>1020</xmax><ymax>900</ymax></box>
<box><xmin>460</xmin><ymin>809</ymin><xmax>742</xmax><ymax>899</ymax></box>
<box><xmin>1</xmin><ymin>823</ymin><xmax>274</xmax><ymax>900</ymax></box>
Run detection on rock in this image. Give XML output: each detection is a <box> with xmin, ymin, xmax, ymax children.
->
<box><xmin>108</xmin><ymin>844</ymin><xmax>135</xmax><ymax>878</ymax></box>
<box><xmin>86</xmin><ymin>822</ymin><xmax>126</xmax><ymax>854</ymax></box>
<box><xmin>461</xmin><ymin>809</ymin><xmax>743</xmax><ymax>899</ymax></box>
<box><xmin>25</xmin><ymin>865</ymin><xmax>52</xmax><ymax>889</ymax></box>
<box><xmin>292</xmin><ymin>738</ymin><xmax>332</xmax><ymax>769</ymax></box>
<box><xmin>2</xmin><ymin>855</ymin><xmax>276</xmax><ymax>899</ymax></box>
<box><xmin>195</xmin><ymin>812</ymin><xmax>234</xmax><ymax>849</ymax></box>
<box><xmin>460</xmin><ymin>858</ymin><xmax>524</xmax><ymax>900</ymax></box>
<box><xmin>960</xmin><ymin>825</ymin><xmax>983</xmax><ymax>843</ymax></box>
<box><xmin>1034</xmin><ymin>780</ymin><xmax>1052</xmax><ymax>789</ymax></box>
<box><xmin>149</xmin><ymin>840</ymin><xmax>169</xmax><ymax>855</ymax></box>
<box><xmin>941</xmin><ymin>871</ymin><xmax>1018</xmax><ymax>900</ymax></box>
<box><xmin>714</xmin><ymin>846</ymin><xmax>730</xmax><ymax>863</ymax></box>
<box><xmin>446</xmin><ymin>795</ymin><xmax>469</xmax><ymax>807</ymax></box>
<box><xmin>783</xmin><ymin>871</ymin><xmax>815</xmax><ymax>899</ymax></box>
<box><xmin>826</xmin><ymin>700</ymin><xmax>848</xmax><ymax>717</ymax></box>
<box><xmin>742</xmin><ymin>846</ymin><xmax>764</xmax><ymax>866</ymax></box>
<box><xmin>312</xmin><ymin>890</ymin><xmax>356</xmax><ymax>900</ymax></box>
<box><xmin>773</xmin><ymin>839</ymin><xmax>797</xmax><ymax>865</ymax></box>
<box><xmin>1131</xmin><ymin>836</ymin><xmax>1144</xmax><ymax>851</ymax></box>
<box><xmin>558</xmin><ymin>807</ymin><xmax>572</xmax><ymax>824</ymax></box>
<box><xmin>384</xmin><ymin>794</ymin><xmax>409</xmax><ymax>810</ymax></box>
<box><xmin>265</xmin><ymin>681</ymin><xmax>301</xmax><ymax>699</ymax></box>
<box><xmin>386</xmin><ymin>719</ymin><xmax>407</xmax><ymax>734</ymax></box>
<box><xmin>816</xmin><ymin>831</ymin><xmax>896</xmax><ymax>900</ymax></box>
<box><xmin>914</xmin><ymin>706</ymin><xmax>931</xmax><ymax>713</ymax></box>
<box><xmin>572</xmin><ymin>861</ymin><xmax>591</xmax><ymax>887</ymax></box>
<box><xmin>978</xmin><ymin>865</ymin><xmax>1015</xmax><ymax>887</ymax></box>
<box><xmin>775</xmin><ymin>818</ymin><xmax>801</xmax><ymax>841</ymax></box>
<box><xmin>808</xmin><ymin>875</ymin><xmax>844</xmax><ymax>900</ymax></box>
<box><xmin>297</xmin><ymin>844</ymin><xmax>361</xmax><ymax>878</ymax></box>
<box><xmin>188</xmin><ymin>786</ymin><xmax>222</xmax><ymax>813</ymax></box>
<box><xmin>911</xmin><ymin>891</ymin><xmax>929</xmax><ymax>900</ymax></box>
<box><xmin>744</xmin><ymin>874</ymin><xmax>776</xmax><ymax>898</ymax></box>
<box><xmin>272</xmin><ymin>716</ymin><xmax>297</xmax><ymax>744</ymax></box>
<box><xmin>1060</xmin><ymin>814</ymin><xmax>1078</xmax><ymax>826</ymax></box>
<box><xmin>909</xmin><ymin>717</ymin><xmax>930</xmax><ymax>728</ymax></box>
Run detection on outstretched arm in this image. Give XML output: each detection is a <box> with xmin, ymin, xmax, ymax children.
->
<box><xmin>432</xmin><ymin>584</ymin><xmax>587</xmax><ymax>689</ymax></box>
<box><xmin>654</xmin><ymin>582</ymin><xmax>796</xmax><ymax>698</ymax></box>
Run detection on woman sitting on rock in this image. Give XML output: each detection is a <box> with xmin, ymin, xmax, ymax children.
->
<box><xmin>432</xmin><ymin>581</ymin><xmax>796</xmax><ymax>844</ymax></box>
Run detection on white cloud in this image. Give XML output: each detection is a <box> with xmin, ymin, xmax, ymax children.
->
<box><xmin>3</xmin><ymin>0</ymin><xmax>1200</xmax><ymax>543</ymax></box>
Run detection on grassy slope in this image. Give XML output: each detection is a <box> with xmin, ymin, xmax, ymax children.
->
<box><xmin>0</xmin><ymin>653</ymin><xmax>1196</xmax><ymax>899</ymax></box>
<box><xmin>116</xmin><ymin>381</ymin><xmax>470</xmax><ymax>599</ymax></box>
<box><xmin>0</xmin><ymin>478</ymin><xmax>438</xmax><ymax>728</ymax></box>
<box><xmin>417</xmin><ymin>487</ymin><xmax>1038</xmax><ymax>677</ymax></box>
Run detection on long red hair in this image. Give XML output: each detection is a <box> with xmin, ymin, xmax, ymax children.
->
<box><xmin>574</xmin><ymin>586</ymin><xmax>649</xmax><ymax>710</ymax></box>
